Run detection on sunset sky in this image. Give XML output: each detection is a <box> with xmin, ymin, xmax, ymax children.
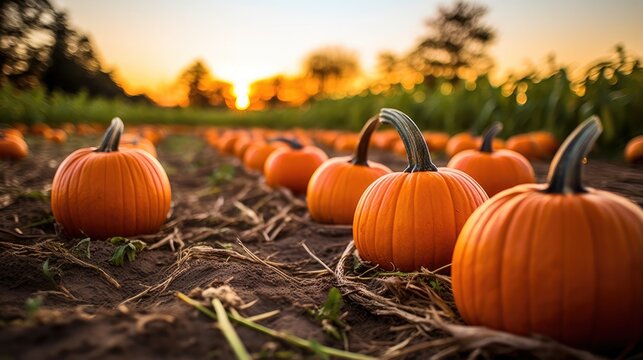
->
<box><xmin>54</xmin><ymin>0</ymin><xmax>643</xmax><ymax>106</ymax></box>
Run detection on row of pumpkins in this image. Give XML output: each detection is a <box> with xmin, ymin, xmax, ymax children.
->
<box><xmin>203</xmin><ymin>110</ymin><xmax>641</xmax><ymax>351</ymax></box>
<box><xmin>1</xmin><ymin>111</ymin><xmax>642</xmax><ymax>351</ymax></box>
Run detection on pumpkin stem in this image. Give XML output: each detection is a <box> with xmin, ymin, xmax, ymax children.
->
<box><xmin>269</xmin><ymin>137</ymin><xmax>303</xmax><ymax>150</ymax></box>
<box><xmin>379</xmin><ymin>108</ymin><xmax>438</xmax><ymax>173</ymax></box>
<box><xmin>96</xmin><ymin>117</ymin><xmax>124</xmax><ymax>152</ymax></box>
<box><xmin>351</xmin><ymin>116</ymin><xmax>379</xmax><ymax>166</ymax></box>
<box><xmin>480</xmin><ymin>122</ymin><xmax>503</xmax><ymax>153</ymax></box>
<box><xmin>545</xmin><ymin>116</ymin><xmax>602</xmax><ymax>194</ymax></box>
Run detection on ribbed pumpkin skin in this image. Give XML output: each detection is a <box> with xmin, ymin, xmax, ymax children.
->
<box><xmin>0</xmin><ymin>132</ymin><xmax>29</xmax><ymax>160</ymax></box>
<box><xmin>307</xmin><ymin>157</ymin><xmax>391</xmax><ymax>224</ymax></box>
<box><xmin>264</xmin><ymin>146</ymin><xmax>328</xmax><ymax>194</ymax></box>
<box><xmin>452</xmin><ymin>184</ymin><xmax>643</xmax><ymax>348</ymax></box>
<box><xmin>354</xmin><ymin>168</ymin><xmax>488</xmax><ymax>272</ymax></box>
<box><xmin>51</xmin><ymin>148</ymin><xmax>171</xmax><ymax>239</ymax></box>
<box><xmin>447</xmin><ymin>149</ymin><xmax>535</xmax><ymax>196</ymax></box>
<box><xmin>625</xmin><ymin>135</ymin><xmax>643</xmax><ymax>163</ymax></box>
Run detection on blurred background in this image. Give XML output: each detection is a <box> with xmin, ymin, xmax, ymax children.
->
<box><xmin>0</xmin><ymin>0</ymin><xmax>641</xmax><ymax>150</ymax></box>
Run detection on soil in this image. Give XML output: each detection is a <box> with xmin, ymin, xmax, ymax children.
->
<box><xmin>0</xmin><ymin>134</ymin><xmax>641</xmax><ymax>360</ymax></box>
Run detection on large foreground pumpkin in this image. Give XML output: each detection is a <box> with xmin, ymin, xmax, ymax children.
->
<box><xmin>452</xmin><ymin>117</ymin><xmax>643</xmax><ymax>349</ymax></box>
<box><xmin>353</xmin><ymin>109</ymin><xmax>488</xmax><ymax>272</ymax></box>
<box><xmin>51</xmin><ymin>118</ymin><xmax>171</xmax><ymax>239</ymax></box>
<box><xmin>307</xmin><ymin>116</ymin><xmax>391</xmax><ymax>224</ymax></box>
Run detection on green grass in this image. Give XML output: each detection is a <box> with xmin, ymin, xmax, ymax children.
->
<box><xmin>1</xmin><ymin>48</ymin><xmax>640</xmax><ymax>152</ymax></box>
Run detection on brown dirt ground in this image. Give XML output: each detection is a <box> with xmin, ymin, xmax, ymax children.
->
<box><xmin>0</xmin><ymin>134</ymin><xmax>641</xmax><ymax>360</ymax></box>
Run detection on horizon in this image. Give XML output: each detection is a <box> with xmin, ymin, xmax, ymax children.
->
<box><xmin>53</xmin><ymin>0</ymin><xmax>643</xmax><ymax>108</ymax></box>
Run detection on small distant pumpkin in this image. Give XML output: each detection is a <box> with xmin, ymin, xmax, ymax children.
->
<box><xmin>51</xmin><ymin>118</ymin><xmax>171</xmax><ymax>239</ymax></box>
<box><xmin>333</xmin><ymin>133</ymin><xmax>359</xmax><ymax>152</ymax></box>
<box><xmin>243</xmin><ymin>141</ymin><xmax>285</xmax><ymax>173</ymax></box>
<box><xmin>264</xmin><ymin>138</ymin><xmax>328</xmax><ymax>194</ymax></box>
<box><xmin>625</xmin><ymin>135</ymin><xmax>643</xmax><ymax>164</ymax></box>
<box><xmin>43</xmin><ymin>129</ymin><xmax>68</xmax><ymax>144</ymax></box>
<box><xmin>354</xmin><ymin>109</ymin><xmax>488</xmax><ymax>272</ymax></box>
<box><xmin>423</xmin><ymin>131</ymin><xmax>450</xmax><ymax>153</ymax></box>
<box><xmin>307</xmin><ymin>116</ymin><xmax>392</xmax><ymax>224</ymax></box>
<box><xmin>506</xmin><ymin>131</ymin><xmax>558</xmax><ymax>160</ymax></box>
<box><xmin>452</xmin><ymin>117</ymin><xmax>643</xmax><ymax>349</ymax></box>
<box><xmin>446</xmin><ymin>132</ymin><xmax>479</xmax><ymax>158</ymax></box>
<box><xmin>0</xmin><ymin>130</ymin><xmax>29</xmax><ymax>160</ymax></box>
<box><xmin>120</xmin><ymin>133</ymin><xmax>158</xmax><ymax>158</ymax></box>
<box><xmin>447</xmin><ymin>122</ymin><xmax>535</xmax><ymax>196</ymax></box>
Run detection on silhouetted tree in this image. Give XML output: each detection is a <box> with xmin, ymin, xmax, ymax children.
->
<box><xmin>178</xmin><ymin>60</ymin><xmax>234</xmax><ymax>109</ymax></box>
<box><xmin>303</xmin><ymin>46</ymin><xmax>359</xmax><ymax>96</ymax></box>
<box><xmin>0</xmin><ymin>0</ymin><xmax>56</xmax><ymax>88</ymax></box>
<box><xmin>410</xmin><ymin>1</ymin><xmax>495</xmax><ymax>82</ymax></box>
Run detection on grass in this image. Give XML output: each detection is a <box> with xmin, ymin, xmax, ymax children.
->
<box><xmin>108</xmin><ymin>237</ymin><xmax>147</xmax><ymax>266</ymax></box>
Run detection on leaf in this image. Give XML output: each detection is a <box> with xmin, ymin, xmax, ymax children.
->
<box><xmin>71</xmin><ymin>237</ymin><xmax>91</xmax><ymax>259</ymax></box>
<box><xmin>109</xmin><ymin>238</ymin><xmax>146</xmax><ymax>266</ymax></box>
<box><xmin>209</xmin><ymin>164</ymin><xmax>235</xmax><ymax>186</ymax></box>
<box><xmin>25</xmin><ymin>296</ymin><xmax>43</xmax><ymax>318</ymax></box>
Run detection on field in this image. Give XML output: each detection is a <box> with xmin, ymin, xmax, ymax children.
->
<box><xmin>1</xmin><ymin>133</ymin><xmax>641</xmax><ymax>359</ymax></box>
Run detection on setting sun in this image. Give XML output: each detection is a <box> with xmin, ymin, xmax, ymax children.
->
<box><xmin>233</xmin><ymin>82</ymin><xmax>250</xmax><ymax>110</ymax></box>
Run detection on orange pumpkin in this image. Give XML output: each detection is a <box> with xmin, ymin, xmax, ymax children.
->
<box><xmin>372</xmin><ymin>129</ymin><xmax>399</xmax><ymax>150</ymax></box>
<box><xmin>30</xmin><ymin>123</ymin><xmax>50</xmax><ymax>136</ymax></box>
<box><xmin>51</xmin><ymin>118</ymin><xmax>171</xmax><ymax>239</ymax></box>
<box><xmin>243</xmin><ymin>141</ymin><xmax>285</xmax><ymax>173</ymax></box>
<box><xmin>423</xmin><ymin>131</ymin><xmax>450</xmax><ymax>152</ymax></box>
<box><xmin>0</xmin><ymin>131</ymin><xmax>29</xmax><ymax>160</ymax></box>
<box><xmin>233</xmin><ymin>135</ymin><xmax>253</xmax><ymax>159</ymax></box>
<box><xmin>43</xmin><ymin>129</ymin><xmax>68</xmax><ymax>144</ymax></box>
<box><xmin>120</xmin><ymin>133</ymin><xmax>158</xmax><ymax>158</ymax></box>
<box><xmin>354</xmin><ymin>109</ymin><xmax>488</xmax><ymax>272</ymax></box>
<box><xmin>506</xmin><ymin>131</ymin><xmax>558</xmax><ymax>160</ymax></box>
<box><xmin>446</xmin><ymin>132</ymin><xmax>479</xmax><ymax>158</ymax></box>
<box><xmin>264</xmin><ymin>138</ymin><xmax>328</xmax><ymax>194</ymax></box>
<box><xmin>307</xmin><ymin>117</ymin><xmax>392</xmax><ymax>224</ymax></box>
<box><xmin>625</xmin><ymin>135</ymin><xmax>643</xmax><ymax>163</ymax></box>
<box><xmin>0</xmin><ymin>125</ymin><xmax>23</xmax><ymax>138</ymax></box>
<box><xmin>333</xmin><ymin>133</ymin><xmax>359</xmax><ymax>152</ymax></box>
<box><xmin>452</xmin><ymin>117</ymin><xmax>643</xmax><ymax>349</ymax></box>
<box><xmin>447</xmin><ymin>122</ymin><xmax>535</xmax><ymax>196</ymax></box>
<box><xmin>217</xmin><ymin>131</ymin><xmax>242</xmax><ymax>155</ymax></box>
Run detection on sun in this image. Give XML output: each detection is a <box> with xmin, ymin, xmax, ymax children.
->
<box><xmin>233</xmin><ymin>82</ymin><xmax>251</xmax><ymax>110</ymax></box>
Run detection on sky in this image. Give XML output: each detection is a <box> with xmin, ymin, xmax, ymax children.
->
<box><xmin>54</xmin><ymin>0</ymin><xmax>643</xmax><ymax>106</ymax></box>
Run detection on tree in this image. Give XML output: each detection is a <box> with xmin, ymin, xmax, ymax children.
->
<box><xmin>178</xmin><ymin>59</ymin><xmax>235</xmax><ymax>109</ymax></box>
<box><xmin>0</xmin><ymin>0</ymin><xmax>56</xmax><ymax>88</ymax></box>
<box><xmin>303</xmin><ymin>46</ymin><xmax>359</xmax><ymax>97</ymax></box>
<box><xmin>410</xmin><ymin>1</ymin><xmax>495</xmax><ymax>82</ymax></box>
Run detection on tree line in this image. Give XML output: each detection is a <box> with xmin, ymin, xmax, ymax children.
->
<box><xmin>0</xmin><ymin>0</ymin><xmax>151</xmax><ymax>103</ymax></box>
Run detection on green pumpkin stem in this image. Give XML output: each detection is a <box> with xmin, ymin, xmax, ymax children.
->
<box><xmin>96</xmin><ymin>117</ymin><xmax>124</xmax><ymax>152</ymax></box>
<box><xmin>351</xmin><ymin>116</ymin><xmax>379</xmax><ymax>166</ymax></box>
<box><xmin>269</xmin><ymin>137</ymin><xmax>303</xmax><ymax>150</ymax></box>
<box><xmin>480</xmin><ymin>122</ymin><xmax>503</xmax><ymax>153</ymax></box>
<box><xmin>379</xmin><ymin>108</ymin><xmax>438</xmax><ymax>173</ymax></box>
<box><xmin>545</xmin><ymin>116</ymin><xmax>602</xmax><ymax>194</ymax></box>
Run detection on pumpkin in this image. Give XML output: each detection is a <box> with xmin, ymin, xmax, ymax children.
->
<box><xmin>76</xmin><ymin>123</ymin><xmax>97</xmax><ymax>136</ymax></box>
<box><xmin>506</xmin><ymin>131</ymin><xmax>558</xmax><ymax>160</ymax></box>
<box><xmin>264</xmin><ymin>138</ymin><xmax>328</xmax><ymax>194</ymax></box>
<box><xmin>31</xmin><ymin>123</ymin><xmax>50</xmax><ymax>136</ymax></box>
<box><xmin>0</xmin><ymin>131</ymin><xmax>29</xmax><ymax>160</ymax></box>
<box><xmin>51</xmin><ymin>118</ymin><xmax>171</xmax><ymax>239</ymax></box>
<box><xmin>307</xmin><ymin>116</ymin><xmax>392</xmax><ymax>224</ymax></box>
<box><xmin>372</xmin><ymin>129</ymin><xmax>399</xmax><ymax>150</ymax></box>
<box><xmin>354</xmin><ymin>109</ymin><xmax>488</xmax><ymax>272</ymax></box>
<box><xmin>447</xmin><ymin>122</ymin><xmax>535</xmax><ymax>196</ymax></box>
<box><xmin>217</xmin><ymin>131</ymin><xmax>242</xmax><ymax>155</ymax></box>
<box><xmin>120</xmin><ymin>133</ymin><xmax>158</xmax><ymax>158</ymax></box>
<box><xmin>333</xmin><ymin>133</ymin><xmax>359</xmax><ymax>152</ymax></box>
<box><xmin>0</xmin><ymin>125</ymin><xmax>23</xmax><ymax>138</ymax></box>
<box><xmin>233</xmin><ymin>135</ymin><xmax>253</xmax><ymax>159</ymax></box>
<box><xmin>243</xmin><ymin>141</ymin><xmax>285</xmax><ymax>173</ymax></box>
<box><xmin>43</xmin><ymin>129</ymin><xmax>68</xmax><ymax>144</ymax></box>
<box><xmin>625</xmin><ymin>135</ymin><xmax>643</xmax><ymax>163</ymax></box>
<box><xmin>423</xmin><ymin>131</ymin><xmax>450</xmax><ymax>153</ymax></box>
<box><xmin>452</xmin><ymin>117</ymin><xmax>643</xmax><ymax>349</ymax></box>
<box><xmin>446</xmin><ymin>132</ymin><xmax>479</xmax><ymax>158</ymax></box>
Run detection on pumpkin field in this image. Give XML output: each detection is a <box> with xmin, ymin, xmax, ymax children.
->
<box><xmin>0</xmin><ymin>108</ymin><xmax>642</xmax><ymax>359</ymax></box>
